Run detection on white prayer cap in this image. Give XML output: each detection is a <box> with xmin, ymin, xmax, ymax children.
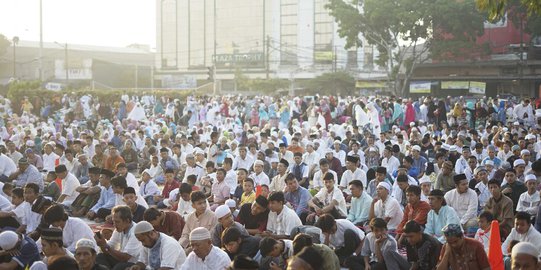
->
<box><xmin>76</xmin><ymin>238</ymin><xmax>97</xmax><ymax>252</ymax></box>
<box><xmin>512</xmin><ymin>242</ymin><xmax>539</xmax><ymax>259</ymax></box>
<box><xmin>215</xmin><ymin>205</ymin><xmax>231</xmax><ymax>219</ymax></box>
<box><xmin>377</xmin><ymin>182</ymin><xmax>391</xmax><ymax>193</ymax></box>
<box><xmin>254</xmin><ymin>160</ymin><xmax>264</xmax><ymax>167</ymax></box>
<box><xmin>449</xmin><ymin>145</ymin><xmax>458</xmax><ymax>152</ymax></box>
<box><xmin>412</xmin><ymin>145</ymin><xmax>421</xmax><ymax>152</ymax></box>
<box><xmin>225</xmin><ymin>199</ymin><xmax>236</xmax><ymax>208</ymax></box>
<box><xmin>484</xmin><ymin>160</ymin><xmax>494</xmax><ymax>167</ymax></box>
<box><xmin>521</xmin><ymin>149</ymin><xmax>530</xmax><ymax>156</ymax></box>
<box><xmin>0</xmin><ymin>231</ymin><xmax>18</xmax><ymax>250</ymax></box>
<box><xmin>134</xmin><ymin>221</ymin><xmax>154</xmax><ymax>235</ymax></box>
<box><xmin>419</xmin><ymin>176</ymin><xmax>431</xmax><ymax>185</ymax></box>
<box><xmin>525</xmin><ymin>174</ymin><xmax>537</xmax><ymax>182</ymax></box>
<box><xmin>514</xmin><ymin>159</ymin><xmax>526</xmax><ymax>167</ymax></box>
<box><xmin>190</xmin><ymin>227</ymin><xmax>211</xmax><ymax>241</ymax></box>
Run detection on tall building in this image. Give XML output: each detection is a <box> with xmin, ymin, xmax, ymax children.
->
<box><xmin>155</xmin><ymin>0</ymin><xmax>386</xmax><ymax>90</ymax></box>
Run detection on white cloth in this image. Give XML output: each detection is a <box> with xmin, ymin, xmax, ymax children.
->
<box><xmin>0</xmin><ymin>154</ymin><xmax>17</xmax><ymax>176</ymax></box>
<box><xmin>444</xmin><ymin>188</ymin><xmax>479</xmax><ymax>225</ymax></box>
<box><xmin>502</xmin><ymin>226</ymin><xmax>541</xmax><ymax>255</ymax></box>
<box><xmin>475</xmin><ymin>181</ymin><xmax>491</xmax><ymax>208</ymax></box>
<box><xmin>58</xmin><ymin>217</ymin><xmax>95</xmax><ymax>253</ymax></box>
<box><xmin>312</xmin><ymin>170</ymin><xmax>338</xmax><ymax>190</ymax></box>
<box><xmin>517</xmin><ymin>191</ymin><xmax>541</xmax><ymax>216</ymax></box>
<box><xmin>42</xmin><ymin>153</ymin><xmax>60</xmax><ymax>173</ymax></box>
<box><xmin>339</xmin><ymin>168</ymin><xmax>367</xmax><ymax>193</ymax></box>
<box><xmin>250</xmin><ymin>172</ymin><xmax>270</xmax><ymax>186</ymax></box>
<box><xmin>373</xmin><ymin>197</ymin><xmax>404</xmax><ymax>230</ymax></box>
<box><xmin>127</xmin><ymin>104</ymin><xmax>147</xmax><ymax>121</ymax></box>
<box><xmin>233</xmin><ymin>156</ymin><xmax>254</xmax><ymax>171</ymax></box>
<box><xmin>138</xmin><ymin>233</ymin><xmax>186</xmax><ymax>269</ymax></box>
<box><xmin>139</xmin><ymin>180</ymin><xmax>161</xmax><ymax>198</ymax></box>
<box><xmin>224</xmin><ymin>169</ymin><xmax>237</xmax><ymax>195</ymax></box>
<box><xmin>183</xmin><ymin>165</ymin><xmax>205</xmax><ymax>183</ymax></box>
<box><xmin>314</xmin><ymin>186</ymin><xmax>348</xmax><ymax>217</ymax></box>
<box><xmin>61</xmin><ymin>173</ymin><xmax>81</xmax><ymax>206</ymax></box>
<box><xmin>303</xmin><ymin>151</ymin><xmax>321</xmax><ymax>170</ymax></box>
<box><xmin>180</xmin><ymin>246</ymin><xmax>231</xmax><ymax>270</ymax></box>
<box><xmin>381</xmin><ymin>156</ymin><xmax>400</xmax><ymax>179</ymax></box>
<box><xmin>108</xmin><ymin>222</ymin><xmax>142</xmax><ymax>263</ymax></box>
<box><xmin>267</xmin><ymin>206</ymin><xmax>302</xmax><ymax>236</ymax></box>
<box><xmin>329</xmin><ymin>219</ymin><xmax>365</xmax><ymax>249</ymax></box>
<box><xmin>0</xmin><ymin>194</ymin><xmax>11</xmax><ymax>211</ymax></box>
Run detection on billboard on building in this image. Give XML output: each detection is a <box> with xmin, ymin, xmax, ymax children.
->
<box><xmin>469</xmin><ymin>81</ymin><xmax>486</xmax><ymax>95</ymax></box>
<box><xmin>441</xmin><ymin>81</ymin><xmax>470</xmax><ymax>89</ymax></box>
<box><xmin>161</xmin><ymin>75</ymin><xmax>197</xmax><ymax>89</ymax></box>
<box><xmin>409</xmin><ymin>81</ymin><xmax>432</xmax><ymax>93</ymax></box>
<box><xmin>55</xmin><ymin>59</ymin><xmax>93</xmax><ymax>80</ymax></box>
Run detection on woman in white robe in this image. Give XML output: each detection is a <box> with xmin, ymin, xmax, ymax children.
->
<box><xmin>367</xmin><ymin>102</ymin><xmax>382</xmax><ymax>138</ymax></box>
<box><xmin>127</xmin><ymin>103</ymin><xmax>147</xmax><ymax>121</ymax></box>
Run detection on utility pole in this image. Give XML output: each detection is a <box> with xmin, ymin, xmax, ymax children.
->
<box><xmin>333</xmin><ymin>46</ymin><xmax>337</xmax><ymax>72</ymax></box>
<box><xmin>12</xmin><ymin>36</ymin><xmax>19</xmax><ymax>78</ymax></box>
<box><xmin>266</xmin><ymin>35</ymin><xmax>270</xmax><ymax>79</ymax></box>
<box><xmin>213</xmin><ymin>0</ymin><xmax>217</xmax><ymax>95</ymax></box>
<box><xmin>64</xmin><ymin>43</ymin><xmax>69</xmax><ymax>86</ymax></box>
<box><xmin>135</xmin><ymin>65</ymin><xmax>139</xmax><ymax>89</ymax></box>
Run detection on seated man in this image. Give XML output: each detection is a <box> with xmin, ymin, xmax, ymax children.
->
<box><xmin>176</xmin><ymin>182</ymin><xmax>197</xmax><ymax>219</ymax></box>
<box><xmin>74</xmin><ymin>238</ymin><xmax>109</xmax><ymax>270</ymax></box>
<box><xmin>139</xmin><ymin>169</ymin><xmax>160</xmax><ymax>206</ymax></box>
<box><xmin>180</xmin><ymin>227</ymin><xmax>231</xmax><ymax>269</ymax></box>
<box><xmin>444</xmin><ymin>173</ymin><xmax>479</xmax><ymax>233</ymax></box>
<box><xmin>153</xmin><ymin>168</ymin><xmax>180</xmax><ymax>208</ymax></box>
<box><xmin>396</xmin><ymin>185</ymin><xmax>431</xmax><ymax>243</ymax></box>
<box><xmin>71</xmin><ymin>167</ymin><xmax>102</xmax><ymax>217</ymax></box>
<box><xmin>307</xmin><ymin>172</ymin><xmax>347</xmax><ymax>224</ymax></box>
<box><xmin>402</xmin><ymin>220</ymin><xmax>442</xmax><ymax>270</ymax></box>
<box><xmin>235</xmin><ymin>195</ymin><xmax>270</xmax><ymax>235</ymax></box>
<box><xmin>0</xmin><ymin>230</ymin><xmax>40</xmax><ymax>270</ymax></box>
<box><xmin>30</xmin><ymin>228</ymin><xmax>72</xmax><ymax>268</ymax></box>
<box><xmin>143</xmin><ymin>207</ymin><xmax>185</xmax><ymax>241</ymax></box>
<box><xmin>122</xmin><ymin>187</ymin><xmax>147</xmax><ymax>223</ymax></box>
<box><xmin>259</xmin><ymin>237</ymin><xmax>294</xmax><ymax>270</ymax></box>
<box><xmin>179</xmin><ymin>191</ymin><xmax>218</xmax><ymax>249</ymax></box>
<box><xmin>361</xmin><ymin>218</ymin><xmax>409</xmax><ymax>270</ymax></box>
<box><xmin>369</xmin><ymin>182</ymin><xmax>404</xmax><ymax>231</ymax></box>
<box><xmin>484</xmin><ymin>179</ymin><xmax>514</xmax><ymax>237</ymax></box>
<box><xmin>222</xmin><ymin>227</ymin><xmax>261</xmax><ymax>259</ymax></box>
<box><xmin>130</xmin><ymin>221</ymin><xmax>186</xmax><ymax>270</ymax></box>
<box><xmin>43</xmin><ymin>204</ymin><xmax>95</xmax><ymax>253</ymax></box>
<box><xmin>55</xmin><ymin>164</ymin><xmax>80</xmax><ymax>207</ymax></box>
<box><xmin>86</xmin><ymin>169</ymin><xmax>116</xmax><ymax>221</ymax></box>
<box><xmin>502</xmin><ymin>211</ymin><xmax>541</xmax><ymax>255</ymax></box>
<box><xmin>95</xmin><ymin>205</ymin><xmax>142</xmax><ymax>270</ymax></box>
<box><xmin>316</xmin><ymin>214</ymin><xmax>365</xmax><ymax>269</ymax></box>
<box><xmin>437</xmin><ymin>224</ymin><xmax>490</xmax><ymax>270</ymax></box>
<box><xmin>284</xmin><ymin>173</ymin><xmax>312</xmax><ymax>224</ymax></box>
<box><xmin>209</xmin><ymin>168</ymin><xmax>231</xmax><ymax>211</ymax></box>
<box><xmin>262</xmin><ymin>191</ymin><xmax>302</xmax><ymax>239</ymax></box>
<box><xmin>424</xmin><ymin>189</ymin><xmax>461</xmax><ymax>243</ymax></box>
<box><xmin>347</xmin><ymin>180</ymin><xmax>372</xmax><ymax>226</ymax></box>
<box><xmin>510</xmin><ymin>242</ymin><xmax>541</xmax><ymax>270</ymax></box>
<box><xmin>210</xmin><ymin>205</ymin><xmax>249</xmax><ymax>247</ymax></box>
<box><xmin>0</xmin><ymin>188</ymin><xmax>26</xmax><ymax>231</ymax></box>
<box><xmin>291</xmin><ymin>233</ymin><xmax>341</xmax><ymax>270</ymax></box>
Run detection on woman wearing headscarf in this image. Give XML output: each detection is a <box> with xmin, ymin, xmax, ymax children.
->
<box><xmin>404</xmin><ymin>101</ymin><xmax>416</xmax><ymax>128</ymax></box>
<box><xmin>392</xmin><ymin>101</ymin><xmax>404</xmax><ymax>127</ymax></box>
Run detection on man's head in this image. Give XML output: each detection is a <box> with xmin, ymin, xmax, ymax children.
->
<box><xmin>453</xmin><ymin>174</ymin><xmax>468</xmax><ymax>194</ymax></box>
<box><xmin>323</xmin><ymin>172</ymin><xmax>335</xmax><ymax>192</ymax></box>
<box><xmin>376</xmin><ymin>182</ymin><xmax>391</xmax><ymax>199</ymax></box>
<box><xmin>111</xmin><ymin>176</ymin><xmax>128</xmax><ymax>195</ymax></box>
<box><xmin>55</xmin><ymin>164</ymin><xmax>68</xmax><ymax>179</ymax></box>
<box><xmin>122</xmin><ymin>187</ymin><xmax>138</xmax><ymax>207</ymax></box>
<box><xmin>111</xmin><ymin>205</ymin><xmax>133</xmax><ymax>232</ymax></box>
<box><xmin>134</xmin><ymin>221</ymin><xmax>159</xmax><ymax>248</ymax></box>
<box><xmin>75</xmin><ymin>238</ymin><xmax>98</xmax><ymax>270</ymax></box>
<box><xmin>41</xmin><ymin>228</ymin><xmax>64</xmax><ymax>257</ymax></box>
<box><xmin>478</xmin><ymin>211</ymin><xmax>494</xmax><ymax>231</ymax></box>
<box><xmin>259</xmin><ymin>237</ymin><xmax>283</xmax><ymax>258</ymax></box>
<box><xmin>428</xmin><ymin>189</ymin><xmax>446</xmax><ymax>210</ymax></box>
<box><xmin>345</xmin><ymin>155</ymin><xmax>359</xmax><ymax>171</ymax></box>
<box><xmin>285</xmin><ymin>173</ymin><xmax>299</xmax><ymax>192</ymax></box>
<box><xmin>315</xmin><ymin>214</ymin><xmax>337</xmax><ymax>234</ymax></box>
<box><xmin>369</xmin><ymin>218</ymin><xmax>388</xmax><ymax>239</ymax></box>
<box><xmin>515</xmin><ymin>211</ymin><xmax>532</xmax><ymax>234</ymax></box>
<box><xmin>251</xmin><ymin>195</ymin><xmax>268</xmax><ymax>216</ymax></box>
<box><xmin>349</xmin><ymin>180</ymin><xmax>364</xmax><ymax>198</ymax></box>
<box><xmin>488</xmin><ymin>179</ymin><xmax>502</xmax><ymax>198</ymax></box>
<box><xmin>511</xmin><ymin>242</ymin><xmax>540</xmax><ymax>270</ymax></box>
<box><xmin>44</xmin><ymin>204</ymin><xmax>69</xmax><ymax>229</ymax></box>
<box><xmin>405</xmin><ymin>185</ymin><xmax>421</xmax><ymax>205</ymax></box>
<box><xmin>505</xmin><ymin>168</ymin><xmax>517</xmax><ymax>184</ymax></box>
<box><xmin>23</xmin><ymin>183</ymin><xmax>39</xmax><ymax>203</ymax></box>
<box><xmin>396</xmin><ymin>175</ymin><xmax>409</xmax><ymax>191</ymax></box>
<box><xmin>190</xmin><ymin>227</ymin><xmax>213</xmax><ymax>259</ymax></box>
<box><xmin>268</xmin><ymin>192</ymin><xmax>285</xmax><ymax>213</ymax></box>
<box><xmin>442</xmin><ymin>224</ymin><xmax>464</xmax><ymax>250</ymax></box>
<box><xmin>403</xmin><ymin>220</ymin><xmax>423</xmax><ymax>246</ymax></box>
<box><xmin>215</xmin><ymin>205</ymin><xmax>235</xmax><ymax>228</ymax></box>
<box><xmin>222</xmin><ymin>227</ymin><xmax>243</xmax><ymax>254</ymax></box>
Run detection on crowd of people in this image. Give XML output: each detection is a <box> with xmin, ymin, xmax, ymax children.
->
<box><xmin>0</xmin><ymin>92</ymin><xmax>541</xmax><ymax>270</ymax></box>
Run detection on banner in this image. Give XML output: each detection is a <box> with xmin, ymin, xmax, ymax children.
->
<box><xmin>441</xmin><ymin>81</ymin><xmax>470</xmax><ymax>89</ymax></box>
<box><xmin>409</xmin><ymin>81</ymin><xmax>432</xmax><ymax>93</ymax></box>
<box><xmin>469</xmin><ymin>81</ymin><xmax>486</xmax><ymax>95</ymax></box>
<box><xmin>356</xmin><ymin>81</ymin><xmax>386</xmax><ymax>88</ymax></box>
<box><xmin>161</xmin><ymin>75</ymin><xmax>197</xmax><ymax>89</ymax></box>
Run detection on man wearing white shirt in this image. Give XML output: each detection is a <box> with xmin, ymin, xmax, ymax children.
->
<box><xmin>444</xmin><ymin>173</ymin><xmax>479</xmax><ymax>233</ymax></box>
<box><xmin>315</xmin><ymin>214</ymin><xmax>365</xmax><ymax>267</ymax></box>
<box><xmin>312</xmin><ymin>159</ymin><xmax>338</xmax><ymax>190</ymax></box>
<box><xmin>340</xmin><ymin>155</ymin><xmax>366</xmax><ymax>191</ymax></box>
<box><xmin>183</xmin><ymin>154</ymin><xmax>204</xmax><ymax>184</ymax></box>
<box><xmin>263</xmin><ymin>191</ymin><xmax>302</xmax><ymax>239</ymax></box>
<box><xmin>233</xmin><ymin>145</ymin><xmax>254</xmax><ymax>171</ymax></box>
<box><xmin>381</xmin><ymin>146</ymin><xmax>400</xmax><ymax>179</ymax></box>
<box><xmin>332</xmin><ymin>140</ymin><xmax>347</xmax><ymax>167</ymax></box>
<box><xmin>43</xmin><ymin>204</ymin><xmax>95</xmax><ymax>253</ymax></box>
<box><xmin>309</xmin><ymin>172</ymin><xmax>348</xmax><ymax>222</ymax></box>
<box><xmin>131</xmin><ymin>221</ymin><xmax>186</xmax><ymax>270</ymax></box>
<box><xmin>502</xmin><ymin>211</ymin><xmax>541</xmax><ymax>255</ymax></box>
<box><xmin>55</xmin><ymin>165</ymin><xmax>80</xmax><ymax>207</ymax></box>
<box><xmin>369</xmin><ymin>182</ymin><xmax>404</xmax><ymax>231</ymax></box>
<box><xmin>0</xmin><ymin>152</ymin><xmax>17</xmax><ymax>182</ymax></box>
<box><xmin>516</xmin><ymin>174</ymin><xmax>540</xmax><ymax>217</ymax></box>
<box><xmin>222</xmin><ymin>158</ymin><xmax>237</xmax><ymax>195</ymax></box>
<box><xmin>249</xmin><ymin>160</ymin><xmax>270</xmax><ymax>186</ymax></box>
<box><xmin>302</xmin><ymin>142</ymin><xmax>320</xmax><ymax>178</ymax></box>
<box><xmin>454</xmin><ymin>147</ymin><xmax>470</xmax><ymax>175</ymax></box>
<box><xmin>117</xmin><ymin>164</ymin><xmax>149</xmax><ymax>209</ymax></box>
<box><xmin>278</xmin><ymin>143</ymin><xmax>295</xmax><ymax>168</ymax></box>
<box><xmin>180</xmin><ymin>227</ymin><xmax>231</xmax><ymax>270</ymax></box>
<box><xmin>42</xmin><ymin>142</ymin><xmax>59</xmax><ymax>173</ymax></box>
<box><xmin>139</xmin><ymin>170</ymin><xmax>160</xmax><ymax>206</ymax></box>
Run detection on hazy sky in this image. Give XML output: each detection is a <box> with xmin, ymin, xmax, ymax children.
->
<box><xmin>0</xmin><ymin>0</ymin><xmax>156</xmax><ymax>49</ymax></box>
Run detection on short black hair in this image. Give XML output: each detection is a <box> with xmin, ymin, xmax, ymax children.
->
<box><xmin>44</xmin><ymin>204</ymin><xmax>68</xmax><ymax>224</ymax></box>
<box><xmin>406</xmin><ymin>185</ymin><xmax>421</xmax><ymax>197</ymax></box>
<box><xmin>403</xmin><ymin>220</ymin><xmax>422</xmax><ymax>233</ymax></box>
<box><xmin>319</xmin><ymin>158</ymin><xmax>329</xmax><ymax>166</ymax></box>
<box><xmin>487</xmin><ymin>179</ymin><xmax>501</xmax><ymax>187</ymax></box>
<box><xmin>314</xmin><ymin>214</ymin><xmax>336</xmax><ymax>233</ymax></box>
<box><xmin>244</xmin><ymin>178</ymin><xmax>254</xmax><ymax>186</ymax></box>
<box><xmin>47</xmin><ymin>256</ymin><xmax>79</xmax><ymax>270</ymax></box>
<box><xmin>259</xmin><ymin>237</ymin><xmax>278</xmax><ymax>256</ymax></box>
<box><xmin>11</xmin><ymin>187</ymin><xmax>23</xmax><ymax>199</ymax></box>
<box><xmin>111</xmin><ymin>176</ymin><xmax>128</xmax><ymax>189</ymax></box>
<box><xmin>222</xmin><ymin>227</ymin><xmax>242</xmax><ymax>245</ymax></box>
<box><xmin>223</xmin><ymin>157</ymin><xmax>233</xmax><ymax>166</ymax></box>
<box><xmin>292</xmin><ymin>233</ymin><xmax>313</xmax><ymax>255</ymax></box>
<box><xmin>165</xmin><ymin>168</ymin><xmax>175</xmax><ymax>174</ymax></box>
<box><xmin>123</xmin><ymin>187</ymin><xmax>136</xmax><ymax>196</ymax></box>
<box><xmin>285</xmin><ymin>173</ymin><xmax>297</xmax><ymax>183</ymax></box>
<box><xmin>24</xmin><ymin>183</ymin><xmax>40</xmax><ymax>194</ymax></box>
<box><xmin>396</xmin><ymin>174</ymin><xmax>409</xmax><ymax>183</ymax></box>
<box><xmin>323</xmin><ymin>172</ymin><xmax>334</xmax><ymax>181</ymax></box>
<box><xmin>349</xmin><ymin>180</ymin><xmax>364</xmax><ymax>189</ymax></box>
<box><xmin>179</xmin><ymin>183</ymin><xmax>192</xmax><ymax>194</ymax></box>
<box><xmin>268</xmin><ymin>192</ymin><xmax>285</xmax><ymax>203</ymax></box>
<box><xmin>515</xmin><ymin>211</ymin><xmax>532</xmax><ymax>225</ymax></box>
<box><xmin>479</xmin><ymin>211</ymin><xmax>494</xmax><ymax>222</ymax></box>
<box><xmin>369</xmin><ymin>218</ymin><xmax>388</xmax><ymax>230</ymax></box>
<box><xmin>186</xmin><ymin>175</ymin><xmax>197</xmax><ymax>184</ymax></box>
<box><xmin>190</xmin><ymin>191</ymin><xmax>207</xmax><ymax>203</ymax></box>
<box><xmin>143</xmin><ymin>208</ymin><xmax>161</xmax><ymax>222</ymax></box>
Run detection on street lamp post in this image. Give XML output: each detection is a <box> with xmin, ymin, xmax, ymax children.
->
<box><xmin>12</xmin><ymin>36</ymin><xmax>19</xmax><ymax>78</ymax></box>
<box><xmin>55</xmin><ymin>42</ymin><xmax>69</xmax><ymax>86</ymax></box>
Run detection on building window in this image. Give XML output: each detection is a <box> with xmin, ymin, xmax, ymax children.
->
<box><xmin>280</xmin><ymin>0</ymin><xmax>298</xmax><ymax>65</ymax></box>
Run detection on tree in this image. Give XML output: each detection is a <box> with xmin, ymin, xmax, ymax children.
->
<box><xmin>326</xmin><ymin>0</ymin><xmax>486</xmax><ymax>95</ymax></box>
<box><xmin>0</xmin><ymin>34</ymin><xmax>10</xmax><ymax>57</ymax></box>
<box><xmin>301</xmin><ymin>71</ymin><xmax>355</xmax><ymax>95</ymax></box>
<box><xmin>476</xmin><ymin>0</ymin><xmax>541</xmax><ymax>21</ymax></box>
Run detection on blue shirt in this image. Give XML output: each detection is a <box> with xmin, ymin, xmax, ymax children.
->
<box><xmin>412</xmin><ymin>156</ymin><xmax>427</xmax><ymax>176</ymax></box>
<box><xmin>424</xmin><ymin>205</ymin><xmax>461</xmax><ymax>243</ymax></box>
<box><xmin>14</xmin><ymin>234</ymin><xmax>40</xmax><ymax>268</ymax></box>
<box><xmin>90</xmin><ymin>185</ymin><xmax>116</xmax><ymax>212</ymax></box>
<box><xmin>284</xmin><ymin>186</ymin><xmax>312</xmax><ymax>216</ymax></box>
<box><xmin>482</xmin><ymin>156</ymin><xmax>502</xmax><ymax>168</ymax></box>
<box><xmin>347</xmin><ymin>191</ymin><xmax>373</xmax><ymax>224</ymax></box>
<box><xmin>16</xmin><ymin>164</ymin><xmax>43</xmax><ymax>192</ymax></box>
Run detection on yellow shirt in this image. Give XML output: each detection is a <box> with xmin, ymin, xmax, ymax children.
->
<box><xmin>240</xmin><ymin>191</ymin><xmax>256</xmax><ymax>206</ymax></box>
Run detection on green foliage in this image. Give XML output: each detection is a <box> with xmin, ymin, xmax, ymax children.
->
<box><xmin>300</xmin><ymin>72</ymin><xmax>355</xmax><ymax>95</ymax></box>
<box><xmin>0</xmin><ymin>34</ymin><xmax>9</xmax><ymax>57</ymax></box>
<box><xmin>476</xmin><ymin>0</ymin><xmax>541</xmax><ymax>21</ymax></box>
<box><xmin>246</xmin><ymin>78</ymin><xmax>290</xmax><ymax>93</ymax></box>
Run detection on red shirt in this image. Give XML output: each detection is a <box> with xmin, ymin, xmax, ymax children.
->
<box><xmin>397</xmin><ymin>200</ymin><xmax>431</xmax><ymax>234</ymax></box>
<box><xmin>162</xmin><ymin>180</ymin><xmax>180</xmax><ymax>198</ymax></box>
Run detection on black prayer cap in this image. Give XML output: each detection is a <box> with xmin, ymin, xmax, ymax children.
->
<box><xmin>255</xmin><ymin>195</ymin><xmax>268</xmax><ymax>208</ymax></box>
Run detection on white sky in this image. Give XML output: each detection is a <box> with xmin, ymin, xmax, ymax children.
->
<box><xmin>0</xmin><ymin>0</ymin><xmax>156</xmax><ymax>49</ymax></box>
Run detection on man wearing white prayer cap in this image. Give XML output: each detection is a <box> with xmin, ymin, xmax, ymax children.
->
<box><xmin>180</xmin><ymin>227</ymin><xmax>231</xmax><ymax>270</ymax></box>
<box><xmin>369</xmin><ymin>181</ymin><xmax>404</xmax><ymax>230</ymax></box>
<box><xmin>130</xmin><ymin>221</ymin><xmax>186</xmax><ymax>270</ymax></box>
<box><xmin>210</xmin><ymin>205</ymin><xmax>249</xmax><ymax>247</ymax></box>
<box><xmin>418</xmin><ymin>175</ymin><xmax>432</xmax><ymax>202</ymax></box>
<box><xmin>511</xmin><ymin>242</ymin><xmax>540</xmax><ymax>270</ymax></box>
